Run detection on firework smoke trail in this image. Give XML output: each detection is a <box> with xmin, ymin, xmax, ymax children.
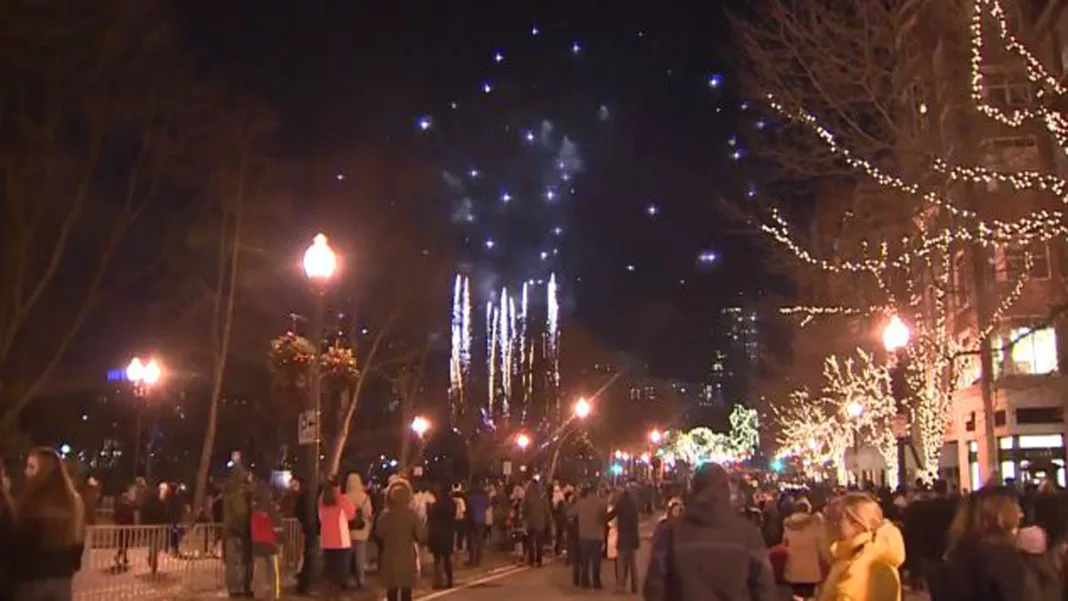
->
<box><xmin>547</xmin><ymin>273</ymin><xmax>561</xmax><ymax>422</ymax></box>
<box><xmin>487</xmin><ymin>300</ymin><xmax>496</xmax><ymax>416</ymax></box>
<box><xmin>499</xmin><ymin>289</ymin><xmax>512</xmax><ymax>419</ymax></box>
<box><xmin>450</xmin><ymin>275</ymin><xmax>463</xmax><ymax>410</ymax></box>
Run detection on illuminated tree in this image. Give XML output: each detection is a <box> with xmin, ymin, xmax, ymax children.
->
<box><xmin>666</xmin><ymin>405</ymin><xmax>761</xmax><ymax>466</ymax></box>
<box><xmin>734</xmin><ymin>0</ymin><xmax>1067</xmax><ymax>481</ymax></box>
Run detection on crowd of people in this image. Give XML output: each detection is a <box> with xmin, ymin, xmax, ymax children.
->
<box><xmin>704</xmin><ymin>476</ymin><xmax>1068</xmax><ymax>601</ymax></box>
<box><xmin>7</xmin><ymin>444</ymin><xmax>1068</xmax><ymax>601</ymax></box>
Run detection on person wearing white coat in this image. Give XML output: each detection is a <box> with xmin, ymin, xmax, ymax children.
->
<box><xmin>782</xmin><ymin>499</ymin><xmax>831</xmax><ymax>600</ymax></box>
<box><xmin>344</xmin><ymin>472</ymin><xmax>373</xmax><ymax>590</ymax></box>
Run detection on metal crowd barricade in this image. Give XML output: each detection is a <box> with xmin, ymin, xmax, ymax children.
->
<box><xmin>74</xmin><ymin>519</ymin><xmax>302</xmax><ymax>601</ymax></box>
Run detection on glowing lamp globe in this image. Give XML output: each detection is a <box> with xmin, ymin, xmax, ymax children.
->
<box><xmin>516</xmin><ymin>433</ymin><xmax>531</xmax><ymax>450</ymax></box>
<box><xmin>411</xmin><ymin>416</ymin><xmax>430</xmax><ymax>437</ymax></box>
<box><xmin>846</xmin><ymin>400</ymin><xmax>864</xmax><ymax>419</ymax></box>
<box><xmin>882</xmin><ymin>315</ymin><xmax>910</xmax><ymax>352</ymax></box>
<box><xmin>126</xmin><ymin>358</ymin><xmax>145</xmax><ymax>382</ymax></box>
<box><xmin>142</xmin><ymin>359</ymin><xmax>162</xmax><ymax>385</ymax></box>
<box><xmin>303</xmin><ymin>234</ymin><xmax>338</xmax><ymax>281</ymax></box>
<box><xmin>573</xmin><ymin>397</ymin><xmax>591</xmax><ymax>419</ymax></box>
<box><xmin>649</xmin><ymin>429</ymin><xmax>663</xmax><ymax>444</ymax></box>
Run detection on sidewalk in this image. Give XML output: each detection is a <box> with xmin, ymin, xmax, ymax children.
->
<box><xmin>178</xmin><ymin>549</ymin><xmax>521</xmax><ymax>601</ymax></box>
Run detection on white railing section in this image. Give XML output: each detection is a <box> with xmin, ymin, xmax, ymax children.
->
<box><xmin>74</xmin><ymin>519</ymin><xmax>303</xmax><ymax>601</ymax></box>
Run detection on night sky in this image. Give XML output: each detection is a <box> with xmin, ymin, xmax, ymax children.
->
<box><xmin>177</xmin><ymin>1</ymin><xmax>777</xmax><ymax>381</ymax></box>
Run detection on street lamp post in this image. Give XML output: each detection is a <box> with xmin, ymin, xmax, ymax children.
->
<box><xmin>883</xmin><ymin>315</ymin><xmax>912</xmax><ymax>489</ymax></box>
<box><xmin>648</xmin><ymin>428</ymin><xmax>663</xmax><ymax>507</ymax></box>
<box><xmin>515</xmin><ymin>433</ymin><xmax>532</xmax><ymax>474</ymax></box>
<box><xmin>299</xmin><ymin>233</ymin><xmax>337</xmax><ymax>593</ymax></box>
<box><xmin>548</xmin><ymin>397</ymin><xmax>592</xmax><ymax>479</ymax></box>
<box><xmin>409</xmin><ymin>416</ymin><xmax>431</xmax><ymax>474</ymax></box>
<box><xmin>126</xmin><ymin>357</ymin><xmax>162</xmax><ymax>482</ymax></box>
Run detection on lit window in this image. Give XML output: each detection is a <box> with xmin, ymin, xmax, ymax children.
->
<box><xmin>999</xmin><ymin>436</ymin><xmax>1015</xmax><ymax>450</ymax></box>
<box><xmin>1018</xmin><ymin>434</ymin><xmax>1064</xmax><ymax>449</ymax></box>
<box><xmin>1002</xmin><ymin>461</ymin><xmax>1017</xmax><ymax>480</ymax></box>
<box><xmin>1006</xmin><ymin>327</ymin><xmax>1058</xmax><ymax>375</ymax></box>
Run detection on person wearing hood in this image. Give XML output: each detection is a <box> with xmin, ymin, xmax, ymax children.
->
<box><xmin>375</xmin><ymin>478</ymin><xmax>425</xmax><ymax>601</ymax></box>
<box><xmin>344</xmin><ymin>472</ymin><xmax>373</xmax><ymax>590</ymax></box>
<box><xmin>782</xmin><ymin>498</ymin><xmax>831</xmax><ymax>599</ymax></box>
<box><xmin>643</xmin><ymin>463</ymin><xmax>776</xmax><ymax>601</ymax></box>
<box><xmin>816</xmin><ymin>492</ymin><xmax>904</xmax><ymax>601</ymax></box>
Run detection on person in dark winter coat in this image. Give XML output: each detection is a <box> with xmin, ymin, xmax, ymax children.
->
<box><xmin>522</xmin><ymin>479</ymin><xmax>551</xmax><ymax>567</ymax></box>
<box><xmin>375</xmin><ymin>478</ymin><xmax>425</xmax><ymax>601</ymax></box>
<box><xmin>643</xmin><ymin>463</ymin><xmax>776</xmax><ymax>601</ymax></box>
<box><xmin>608</xmin><ymin>488</ymin><xmax>641</xmax><ymax>593</ymax></box>
<box><xmin>939</xmin><ymin>487</ymin><xmax>1029</xmax><ymax>601</ymax></box>
<box><xmin>140</xmin><ymin>483</ymin><xmax>172</xmax><ymax>576</ymax></box>
<box><xmin>466</xmin><ymin>485</ymin><xmax>489</xmax><ymax>566</ymax></box>
<box><xmin>428</xmin><ymin>484</ymin><xmax>457</xmax><ymax>589</ymax></box>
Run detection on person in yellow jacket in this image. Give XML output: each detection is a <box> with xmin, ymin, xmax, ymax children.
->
<box><xmin>814</xmin><ymin>493</ymin><xmax>905</xmax><ymax>601</ymax></box>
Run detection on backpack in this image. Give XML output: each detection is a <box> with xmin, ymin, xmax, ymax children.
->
<box><xmin>250</xmin><ymin>510</ymin><xmax>277</xmax><ymax>546</ymax></box>
<box><xmin>348</xmin><ymin>507</ymin><xmax>366</xmax><ymax>531</ymax></box>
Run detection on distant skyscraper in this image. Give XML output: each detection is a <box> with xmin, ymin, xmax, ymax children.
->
<box><xmin>703</xmin><ymin>306</ymin><xmax>762</xmax><ymax>412</ymax></box>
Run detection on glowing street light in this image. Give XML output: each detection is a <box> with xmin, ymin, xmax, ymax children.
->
<box><xmin>126</xmin><ymin>356</ymin><xmax>163</xmax><ymax>482</ymax></box>
<box><xmin>126</xmin><ymin>357</ymin><xmax>163</xmax><ymax>387</ymax></box>
<box><xmin>573</xmin><ymin>397</ymin><xmax>591</xmax><ymax>419</ymax></box>
<box><xmin>614</xmin><ymin>449</ymin><xmax>624</xmax><ymax>460</ymax></box>
<box><xmin>303</xmin><ymin>234</ymin><xmax>338</xmax><ymax>282</ymax></box>
<box><xmin>649</xmin><ymin>428</ymin><xmax>663</xmax><ymax>445</ymax></box>
<box><xmin>846</xmin><ymin>400</ymin><xmax>864</xmax><ymax>419</ymax></box>
<box><xmin>411</xmin><ymin>416</ymin><xmax>431</xmax><ymax>438</ymax></box>
<box><xmin>515</xmin><ymin>433</ymin><xmax>531</xmax><ymax>450</ymax></box>
<box><xmin>882</xmin><ymin>315</ymin><xmax>911</xmax><ymax>353</ymax></box>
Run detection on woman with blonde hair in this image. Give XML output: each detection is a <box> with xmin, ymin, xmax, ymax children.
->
<box><xmin>10</xmin><ymin>447</ymin><xmax>86</xmax><ymax>601</ymax></box>
<box><xmin>815</xmin><ymin>493</ymin><xmax>904</xmax><ymax>601</ymax></box>
<box><xmin>940</xmin><ymin>487</ymin><xmax>1028</xmax><ymax>601</ymax></box>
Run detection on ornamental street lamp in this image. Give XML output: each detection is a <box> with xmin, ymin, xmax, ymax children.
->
<box><xmin>126</xmin><ymin>357</ymin><xmax>163</xmax><ymax>482</ymax></box>
<box><xmin>883</xmin><ymin>314</ymin><xmax>912</xmax><ymax>489</ymax></box>
<box><xmin>411</xmin><ymin>416</ymin><xmax>431</xmax><ymax>438</ymax></box>
<box><xmin>515</xmin><ymin>433</ymin><xmax>531</xmax><ymax>450</ymax></box>
<box><xmin>649</xmin><ymin>428</ymin><xmax>663</xmax><ymax>445</ymax></box>
<box><xmin>548</xmin><ymin>397</ymin><xmax>594</xmax><ymax>478</ymax></box>
<box><xmin>574</xmin><ymin>397</ymin><xmax>591</xmax><ymax>420</ymax></box>
<box><xmin>298</xmin><ymin>233</ymin><xmax>337</xmax><ymax>593</ymax></box>
<box><xmin>408</xmin><ymin>416</ymin><xmax>432</xmax><ymax>474</ymax></box>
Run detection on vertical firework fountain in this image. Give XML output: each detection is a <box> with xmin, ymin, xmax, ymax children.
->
<box><xmin>546</xmin><ymin>274</ymin><xmax>561</xmax><ymax>424</ymax></box>
<box><xmin>449</xmin><ymin>273</ymin><xmax>562</xmax><ymax>431</ymax></box>
<box><xmin>449</xmin><ymin>276</ymin><xmax>465</xmax><ymax>420</ymax></box>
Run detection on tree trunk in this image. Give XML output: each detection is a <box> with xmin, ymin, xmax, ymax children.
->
<box><xmin>192</xmin><ymin>147</ymin><xmax>246</xmax><ymax>516</ymax></box>
<box><xmin>324</xmin><ymin>327</ymin><xmax>390</xmax><ymax>476</ymax></box>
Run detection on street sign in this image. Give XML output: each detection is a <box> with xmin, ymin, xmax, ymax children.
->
<box><xmin>502</xmin><ymin>460</ymin><xmax>512</xmax><ymax>476</ymax></box>
<box><xmin>891</xmin><ymin>413</ymin><xmax>909</xmax><ymax>438</ymax></box>
<box><xmin>298</xmin><ymin>410</ymin><xmax>318</xmax><ymax>445</ymax></box>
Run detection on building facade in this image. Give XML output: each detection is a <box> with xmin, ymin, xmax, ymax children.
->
<box><xmin>910</xmin><ymin>0</ymin><xmax>1068</xmax><ymax>490</ymax></box>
